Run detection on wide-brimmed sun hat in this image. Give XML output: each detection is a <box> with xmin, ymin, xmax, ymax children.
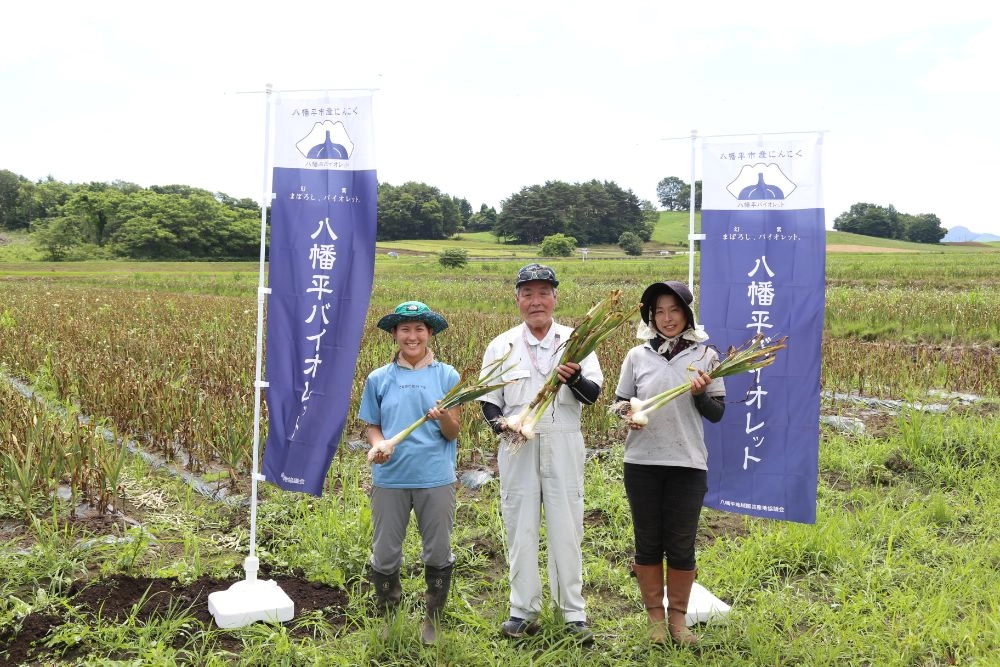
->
<box><xmin>515</xmin><ymin>263</ymin><xmax>559</xmax><ymax>288</ymax></box>
<box><xmin>639</xmin><ymin>281</ymin><xmax>695</xmax><ymax>329</ymax></box>
<box><xmin>377</xmin><ymin>301</ymin><xmax>448</xmax><ymax>335</ymax></box>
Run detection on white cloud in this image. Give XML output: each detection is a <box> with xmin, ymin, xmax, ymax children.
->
<box><xmin>920</xmin><ymin>20</ymin><xmax>1000</xmax><ymax>93</ymax></box>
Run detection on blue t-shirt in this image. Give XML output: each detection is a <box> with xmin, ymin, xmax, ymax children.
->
<box><xmin>358</xmin><ymin>360</ymin><xmax>460</xmax><ymax>489</ymax></box>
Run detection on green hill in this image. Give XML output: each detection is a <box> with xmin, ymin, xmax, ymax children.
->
<box><xmin>377</xmin><ymin>213</ymin><xmax>696</xmax><ymax>259</ymax></box>
<box><xmin>824</xmin><ymin>230</ymin><xmax>997</xmax><ymax>253</ymax></box>
<box><xmin>650</xmin><ymin>211</ymin><xmax>695</xmax><ymax>246</ymax></box>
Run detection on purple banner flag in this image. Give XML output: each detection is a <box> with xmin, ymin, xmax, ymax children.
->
<box><xmin>262</xmin><ymin>94</ymin><xmax>377</xmax><ymax>496</ymax></box>
<box><xmin>699</xmin><ymin>136</ymin><xmax>824</xmax><ymax>524</ymax></box>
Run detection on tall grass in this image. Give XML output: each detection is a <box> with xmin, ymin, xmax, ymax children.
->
<box><xmin>2</xmin><ymin>253</ymin><xmax>999</xmax><ymax>506</ymax></box>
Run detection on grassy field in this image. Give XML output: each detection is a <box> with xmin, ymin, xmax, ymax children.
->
<box><xmin>374</xmin><ymin>213</ymin><xmax>999</xmax><ymax>258</ymax></box>
<box><xmin>1</xmin><ymin>234</ymin><xmax>999</xmax><ymax>665</ymax></box>
<box><xmin>0</xmin><ymin>230</ymin><xmax>39</xmax><ymax>262</ymax></box>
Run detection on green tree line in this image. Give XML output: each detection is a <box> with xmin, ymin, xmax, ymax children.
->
<box><xmin>495</xmin><ymin>180</ymin><xmax>656</xmax><ymax>245</ymax></box>
<box><xmin>375</xmin><ymin>181</ymin><xmax>486</xmax><ymax>241</ymax></box>
<box><xmin>3</xmin><ymin>168</ymin><xmax>659</xmax><ymax>260</ymax></box>
<box><xmin>0</xmin><ymin>169</ymin><xmax>261</xmax><ymax>261</ymax></box>
<box><xmin>3</xmin><ymin>166</ymin><xmax>949</xmax><ymax>260</ymax></box>
<box><xmin>832</xmin><ymin>202</ymin><xmax>946</xmax><ymax>243</ymax></box>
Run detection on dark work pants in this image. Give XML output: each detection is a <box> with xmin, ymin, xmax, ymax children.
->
<box><xmin>624</xmin><ymin>463</ymin><xmax>707</xmax><ymax>570</ymax></box>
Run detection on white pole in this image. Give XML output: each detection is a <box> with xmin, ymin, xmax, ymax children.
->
<box><xmin>688</xmin><ymin>130</ymin><xmax>707</xmax><ymax>329</ymax></box>
<box><xmin>688</xmin><ymin>129</ymin><xmax>697</xmax><ymax>290</ymax></box>
<box><xmin>208</xmin><ymin>83</ymin><xmax>293</xmax><ymax>628</ymax></box>
<box><xmin>246</xmin><ymin>83</ymin><xmax>274</xmax><ymax>582</ymax></box>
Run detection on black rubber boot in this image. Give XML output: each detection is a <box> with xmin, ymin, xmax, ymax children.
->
<box><xmin>420</xmin><ymin>563</ymin><xmax>453</xmax><ymax>645</ymax></box>
<box><xmin>369</xmin><ymin>566</ymin><xmax>402</xmax><ymax>615</ymax></box>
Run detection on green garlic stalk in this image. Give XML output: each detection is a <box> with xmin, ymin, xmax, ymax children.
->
<box><xmin>368</xmin><ymin>344</ymin><xmax>517</xmax><ymax>462</ymax></box>
<box><xmin>504</xmin><ymin>291</ymin><xmax>639</xmax><ymax>451</ymax></box>
<box><xmin>622</xmin><ymin>334</ymin><xmax>788</xmax><ymax>426</ymax></box>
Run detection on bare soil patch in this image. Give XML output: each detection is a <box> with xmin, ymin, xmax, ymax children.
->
<box><xmin>698</xmin><ymin>508</ymin><xmax>750</xmax><ymax>547</ymax></box>
<box><xmin>1</xmin><ymin>570</ymin><xmax>348</xmax><ymax>665</ymax></box>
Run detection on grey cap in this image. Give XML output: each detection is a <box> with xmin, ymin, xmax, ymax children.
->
<box><xmin>515</xmin><ymin>263</ymin><xmax>559</xmax><ymax>288</ymax></box>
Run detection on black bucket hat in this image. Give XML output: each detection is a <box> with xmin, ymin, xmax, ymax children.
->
<box><xmin>377</xmin><ymin>301</ymin><xmax>448</xmax><ymax>335</ymax></box>
<box><xmin>515</xmin><ymin>263</ymin><xmax>559</xmax><ymax>288</ymax></box>
<box><xmin>640</xmin><ymin>281</ymin><xmax>695</xmax><ymax>330</ymax></box>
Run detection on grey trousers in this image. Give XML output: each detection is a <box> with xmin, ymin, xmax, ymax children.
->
<box><xmin>498</xmin><ymin>426</ymin><xmax>587</xmax><ymax>623</ymax></box>
<box><xmin>369</xmin><ymin>484</ymin><xmax>456</xmax><ymax>574</ymax></box>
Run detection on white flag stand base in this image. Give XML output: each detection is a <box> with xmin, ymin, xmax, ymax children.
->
<box><xmin>208</xmin><ymin>556</ymin><xmax>295</xmax><ymax>629</ymax></box>
<box><xmin>672</xmin><ymin>582</ymin><xmax>732</xmax><ymax>626</ymax></box>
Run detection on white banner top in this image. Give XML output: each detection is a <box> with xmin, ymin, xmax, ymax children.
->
<box><xmin>272</xmin><ymin>94</ymin><xmax>376</xmax><ymax>171</ymax></box>
<box><xmin>701</xmin><ymin>136</ymin><xmax>824</xmax><ymax>212</ymax></box>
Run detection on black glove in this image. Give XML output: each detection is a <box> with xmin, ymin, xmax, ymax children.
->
<box><xmin>480</xmin><ymin>401</ymin><xmax>505</xmax><ymax>434</ymax></box>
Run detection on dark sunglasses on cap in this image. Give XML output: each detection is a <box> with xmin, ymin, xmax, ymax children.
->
<box><xmin>515</xmin><ymin>264</ymin><xmax>559</xmax><ymax>287</ymax></box>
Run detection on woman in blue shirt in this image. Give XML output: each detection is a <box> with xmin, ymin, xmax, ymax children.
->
<box><xmin>358</xmin><ymin>301</ymin><xmax>461</xmax><ymax>646</ymax></box>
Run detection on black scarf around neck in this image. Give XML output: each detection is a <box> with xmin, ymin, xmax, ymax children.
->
<box><xmin>651</xmin><ymin>334</ymin><xmax>692</xmax><ymax>361</ymax></box>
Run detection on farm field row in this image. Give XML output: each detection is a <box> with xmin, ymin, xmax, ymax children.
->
<box><xmin>1</xmin><ymin>252</ymin><xmax>998</xmax><ymax>665</ymax></box>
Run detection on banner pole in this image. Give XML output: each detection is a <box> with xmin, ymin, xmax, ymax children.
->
<box><xmin>688</xmin><ymin>129</ymin><xmax>706</xmax><ymax>328</ymax></box>
<box><xmin>208</xmin><ymin>83</ymin><xmax>294</xmax><ymax>628</ymax></box>
<box><xmin>688</xmin><ymin>129</ymin><xmax>697</xmax><ymax>291</ymax></box>
<box><xmin>247</xmin><ymin>83</ymin><xmax>274</xmax><ymax>578</ymax></box>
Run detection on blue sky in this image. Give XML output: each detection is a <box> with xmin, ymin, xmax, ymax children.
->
<box><xmin>2</xmin><ymin>1</ymin><xmax>998</xmax><ymax>235</ymax></box>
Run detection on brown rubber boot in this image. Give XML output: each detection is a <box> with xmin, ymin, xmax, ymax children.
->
<box><xmin>420</xmin><ymin>563</ymin><xmax>453</xmax><ymax>645</ymax></box>
<box><xmin>665</xmin><ymin>567</ymin><xmax>699</xmax><ymax>645</ymax></box>
<box><xmin>632</xmin><ymin>562</ymin><xmax>667</xmax><ymax>644</ymax></box>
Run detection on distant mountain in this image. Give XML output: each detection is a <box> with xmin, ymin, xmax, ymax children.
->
<box><xmin>942</xmin><ymin>225</ymin><xmax>1000</xmax><ymax>243</ymax></box>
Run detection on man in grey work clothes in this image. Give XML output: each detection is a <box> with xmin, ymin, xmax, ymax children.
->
<box><xmin>478</xmin><ymin>263</ymin><xmax>603</xmax><ymax>645</ymax></box>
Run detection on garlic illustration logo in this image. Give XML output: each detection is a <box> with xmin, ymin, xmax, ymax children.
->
<box><xmin>727</xmin><ymin>163</ymin><xmax>796</xmax><ymax>200</ymax></box>
<box><xmin>296</xmin><ymin>120</ymin><xmax>355</xmax><ymax>160</ymax></box>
